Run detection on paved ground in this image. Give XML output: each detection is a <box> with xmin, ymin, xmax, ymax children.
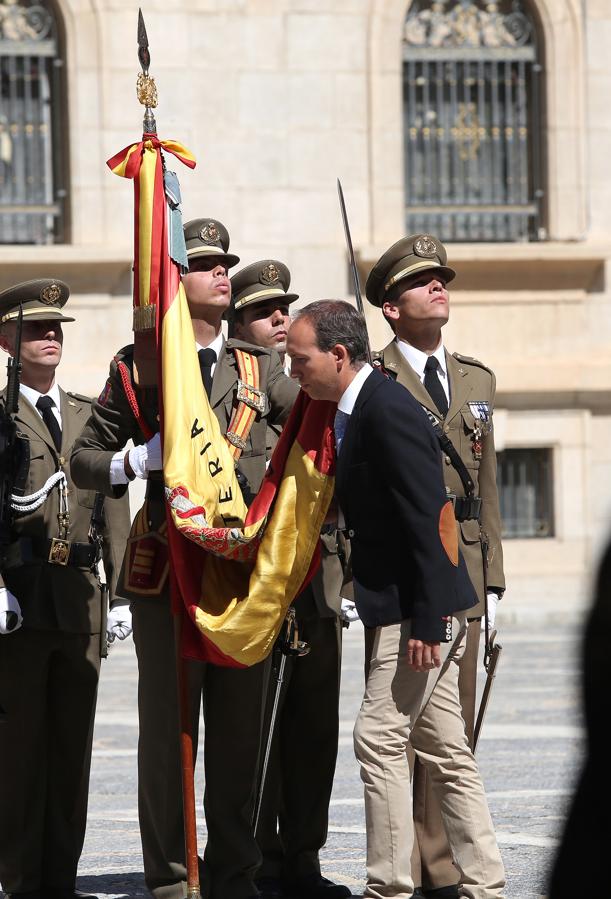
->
<box><xmin>1</xmin><ymin>618</ymin><xmax>584</xmax><ymax>899</ymax></box>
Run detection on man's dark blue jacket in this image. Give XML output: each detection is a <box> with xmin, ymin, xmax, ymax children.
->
<box><xmin>335</xmin><ymin>368</ymin><xmax>476</xmax><ymax>641</ymax></box>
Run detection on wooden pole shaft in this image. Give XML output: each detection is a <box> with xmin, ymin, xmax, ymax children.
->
<box><xmin>174</xmin><ymin>612</ymin><xmax>202</xmax><ymax>899</ymax></box>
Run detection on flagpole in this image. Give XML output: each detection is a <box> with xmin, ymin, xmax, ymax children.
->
<box><xmin>136</xmin><ymin>12</ymin><xmax>202</xmax><ymax>898</ymax></box>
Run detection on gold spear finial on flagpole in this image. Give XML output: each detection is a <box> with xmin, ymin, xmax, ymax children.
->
<box><xmin>137</xmin><ymin>8</ymin><xmax>158</xmax><ymax>134</ymax></box>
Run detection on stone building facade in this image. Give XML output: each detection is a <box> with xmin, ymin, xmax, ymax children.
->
<box><xmin>1</xmin><ymin>0</ymin><xmax>610</xmax><ymax>619</ymax></box>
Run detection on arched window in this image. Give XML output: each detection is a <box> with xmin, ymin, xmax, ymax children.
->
<box><xmin>403</xmin><ymin>0</ymin><xmax>544</xmax><ymax>242</ymax></box>
<box><xmin>0</xmin><ymin>0</ymin><xmax>66</xmax><ymax>244</ymax></box>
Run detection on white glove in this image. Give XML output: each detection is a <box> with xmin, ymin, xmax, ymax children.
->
<box><xmin>340</xmin><ymin>597</ymin><xmax>360</xmax><ymax>624</ymax></box>
<box><xmin>482</xmin><ymin>592</ymin><xmax>499</xmax><ymax>631</ymax></box>
<box><xmin>129</xmin><ymin>432</ymin><xmax>162</xmax><ymax>479</ymax></box>
<box><xmin>106</xmin><ymin>604</ymin><xmax>133</xmax><ymax>644</ymax></box>
<box><xmin>0</xmin><ymin>587</ymin><xmax>23</xmax><ymax>634</ymax></box>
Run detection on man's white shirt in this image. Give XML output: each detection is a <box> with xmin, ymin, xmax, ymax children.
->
<box><xmin>20</xmin><ymin>382</ymin><xmax>62</xmax><ymax>430</ymax></box>
<box><xmin>396</xmin><ymin>338</ymin><xmax>450</xmax><ymax>407</ymax></box>
<box><xmin>335</xmin><ymin>363</ymin><xmax>372</xmax><ymax>529</ymax></box>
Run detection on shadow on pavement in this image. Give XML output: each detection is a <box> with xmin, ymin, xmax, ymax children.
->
<box><xmin>76</xmin><ymin>872</ymin><xmax>148</xmax><ymax>897</ymax></box>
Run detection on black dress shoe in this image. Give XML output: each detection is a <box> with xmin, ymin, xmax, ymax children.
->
<box><xmin>256</xmin><ymin>876</ymin><xmax>285</xmax><ymax>899</ymax></box>
<box><xmin>6</xmin><ymin>893</ymin><xmax>43</xmax><ymax>898</ymax></box>
<box><xmin>286</xmin><ymin>874</ymin><xmax>352</xmax><ymax>899</ymax></box>
<box><xmin>423</xmin><ymin>886</ymin><xmax>459</xmax><ymax>899</ymax></box>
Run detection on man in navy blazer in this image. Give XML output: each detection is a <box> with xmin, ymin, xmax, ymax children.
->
<box><xmin>287</xmin><ymin>301</ymin><xmax>505</xmax><ymax>899</ymax></box>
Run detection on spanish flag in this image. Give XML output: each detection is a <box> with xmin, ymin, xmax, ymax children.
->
<box><xmin>108</xmin><ymin>135</ymin><xmax>336</xmax><ymax>666</ymax></box>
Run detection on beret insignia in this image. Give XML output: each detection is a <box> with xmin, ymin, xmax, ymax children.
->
<box><xmin>200</xmin><ymin>222</ymin><xmax>220</xmax><ymax>244</ymax></box>
<box><xmin>260</xmin><ymin>263</ymin><xmax>280</xmax><ymax>286</ymax></box>
<box><xmin>413</xmin><ymin>236</ymin><xmax>438</xmax><ymax>258</ymax></box>
<box><xmin>40</xmin><ymin>283</ymin><xmax>61</xmax><ymax>305</ymax></box>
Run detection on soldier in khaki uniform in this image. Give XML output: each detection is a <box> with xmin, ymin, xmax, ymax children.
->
<box><xmin>230</xmin><ymin>262</ymin><xmax>351</xmax><ymax>899</ymax></box>
<box><xmin>70</xmin><ymin>221</ymin><xmax>299</xmax><ymax>899</ymax></box>
<box><xmin>0</xmin><ymin>279</ymin><xmax>131</xmax><ymax>899</ymax></box>
<box><xmin>366</xmin><ymin>235</ymin><xmax>505</xmax><ymax>899</ymax></box>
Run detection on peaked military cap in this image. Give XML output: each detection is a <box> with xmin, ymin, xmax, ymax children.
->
<box><xmin>365</xmin><ymin>234</ymin><xmax>456</xmax><ymax>307</ymax></box>
<box><xmin>230</xmin><ymin>260</ymin><xmax>298</xmax><ymax>313</ymax></box>
<box><xmin>0</xmin><ymin>278</ymin><xmax>74</xmax><ymax>324</ymax></box>
<box><xmin>183</xmin><ymin>217</ymin><xmax>240</xmax><ymax>268</ymax></box>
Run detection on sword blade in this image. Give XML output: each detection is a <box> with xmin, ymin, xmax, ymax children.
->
<box><xmin>473</xmin><ymin>641</ymin><xmax>503</xmax><ymax>751</ymax></box>
<box><xmin>336</xmin><ymin>179</ymin><xmax>372</xmax><ymax>364</ymax></box>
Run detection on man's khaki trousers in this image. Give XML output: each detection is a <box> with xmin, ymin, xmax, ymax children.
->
<box><xmin>354</xmin><ymin>616</ymin><xmax>505</xmax><ymax>899</ymax></box>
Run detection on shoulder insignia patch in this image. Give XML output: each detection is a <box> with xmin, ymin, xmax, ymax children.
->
<box><xmin>97</xmin><ymin>380</ymin><xmax>112</xmax><ymax>407</ymax></box>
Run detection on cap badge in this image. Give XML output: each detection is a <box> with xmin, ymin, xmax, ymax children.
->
<box><xmin>40</xmin><ymin>283</ymin><xmax>61</xmax><ymax>305</ymax></box>
<box><xmin>200</xmin><ymin>222</ymin><xmax>220</xmax><ymax>244</ymax></box>
<box><xmin>260</xmin><ymin>263</ymin><xmax>280</xmax><ymax>286</ymax></box>
<box><xmin>414</xmin><ymin>236</ymin><xmax>438</xmax><ymax>258</ymax></box>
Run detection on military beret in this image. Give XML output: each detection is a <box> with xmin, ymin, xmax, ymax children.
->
<box><xmin>183</xmin><ymin>217</ymin><xmax>240</xmax><ymax>268</ymax></box>
<box><xmin>0</xmin><ymin>278</ymin><xmax>74</xmax><ymax>325</ymax></box>
<box><xmin>230</xmin><ymin>260</ymin><xmax>298</xmax><ymax>313</ymax></box>
<box><xmin>365</xmin><ymin>234</ymin><xmax>456</xmax><ymax>307</ymax></box>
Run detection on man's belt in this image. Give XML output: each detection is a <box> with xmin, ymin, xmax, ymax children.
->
<box><xmin>1</xmin><ymin>536</ymin><xmax>98</xmax><ymax>569</ymax></box>
<box><xmin>447</xmin><ymin>494</ymin><xmax>482</xmax><ymax>522</ymax></box>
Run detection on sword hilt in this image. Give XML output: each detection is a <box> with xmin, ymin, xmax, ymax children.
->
<box><xmin>280</xmin><ymin>607</ymin><xmax>310</xmax><ymax>657</ymax></box>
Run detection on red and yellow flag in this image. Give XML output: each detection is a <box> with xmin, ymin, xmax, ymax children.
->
<box><xmin>108</xmin><ymin>135</ymin><xmax>336</xmax><ymax>666</ymax></box>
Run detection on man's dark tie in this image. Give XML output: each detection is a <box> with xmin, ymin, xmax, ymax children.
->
<box><xmin>198</xmin><ymin>348</ymin><xmax>217</xmax><ymax>398</ymax></box>
<box><xmin>423</xmin><ymin>356</ymin><xmax>449</xmax><ymax>416</ymax></box>
<box><xmin>334</xmin><ymin>409</ymin><xmax>350</xmax><ymax>455</ymax></box>
<box><xmin>36</xmin><ymin>395</ymin><xmax>62</xmax><ymax>451</ymax></box>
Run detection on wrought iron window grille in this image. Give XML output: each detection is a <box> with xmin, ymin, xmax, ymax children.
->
<box><xmin>0</xmin><ymin>0</ymin><xmax>66</xmax><ymax>245</ymax></box>
<box><xmin>403</xmin><ymin>0</ymin><xmax>545</xmax><ymax>242</ymax></box>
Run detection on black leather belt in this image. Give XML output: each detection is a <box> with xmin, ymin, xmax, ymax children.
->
<box><xmin>447</xmin><ymin>494</ymin><xmax>482</xmax><ymax>522</ymax></box>
<box><xmin>1</xmin><ymin>537</ymin><xmax>98</xmax><ymax>570</ymax></box>
<box><xmin>146</xmin><ymin>479</ymin><xmax>165</xmax><ymax>502</ymax></box>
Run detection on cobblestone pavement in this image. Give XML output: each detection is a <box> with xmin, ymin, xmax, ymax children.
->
<box><xmin>1</xmin><ymin>619</ymin><xmax>583</xmax><ymax>899</ymax></box>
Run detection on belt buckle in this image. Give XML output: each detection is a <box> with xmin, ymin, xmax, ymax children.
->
<box><xmin>236</xmin><ymin>380</ymin><xmax>266</xmax><ymax>414</ymax></box>
<box><xmin>446</xmin><ymin>493</ymin><xmax>457</xmax><ymax>509</ymax></box>
<box><xmin>226</xmin><ymin>429</ymin><xmax>247</xmax><ymax>451</ymax></box>
<box><xmin>48</xmin><ymin>538</ymin><xmax>71</xmax><ymax>566</ymax></box>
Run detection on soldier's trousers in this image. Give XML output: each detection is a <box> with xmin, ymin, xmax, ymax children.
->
<box><xmin>355</xmin><ymin>616</ymin><xmax>505</xmax><ymax>899</ymax></box>
<box><xmin>132</xmin><ymin>599</ymin><xmax>270</xmax><ymax>899</ymax></box>
<box><xmin>0</xmin><ymin>628</ymin><xmax>100</xmax><ymax>894</ymax></box>
<box><xmin>256</xmin><ymin>604</ymin><xmax>342</xmax><ymax>880</ymax></box>
<box><xmin>410</xmin><ymin>619</ymin><xmax>481</xmax><ymax>890</ymax></box>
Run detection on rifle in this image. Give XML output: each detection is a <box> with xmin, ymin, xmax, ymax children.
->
<box><xmin>0</xmin><ymin>304</ymin><xmax>25</xmax><ymax>722</ymax></box>
<box><xmin>0</xmin><ymin>304</ymin><xmax>27</xmax><ymax>619</ymax></box>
